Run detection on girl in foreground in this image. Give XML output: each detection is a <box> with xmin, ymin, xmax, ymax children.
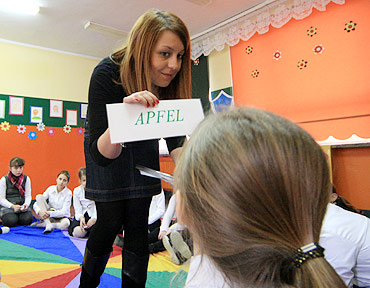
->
<box><xmin>175</xmin><ymin>107</ymin><xmax>346</xmax><ymax>287</ymax></box>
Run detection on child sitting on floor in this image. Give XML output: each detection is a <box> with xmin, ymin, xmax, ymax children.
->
<box><xmin>31</xmin><ymin>170</ymin><xmax>72</xmax><ymax>234</ymax></box>
<box><xmin>0</xmin><ymin>157</ymin><xmax>33</xmax><ymax>228</ymax></box>
<box><xmin>68</xmin><ymin>168</ymin><xmax>97</xmax><ymax>238</ymax></box>
<box><xmin>157</xmin><ymin>193</ymin><xmax>192</xmax><ymax>265</ymax></box>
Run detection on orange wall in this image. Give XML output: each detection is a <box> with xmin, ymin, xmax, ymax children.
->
<box><xmin>230</xmin><ymin>0</ymin><xmax>370</xmax><ymax>139</ymax></box>
<box><xmin>229</xmin><ymin>0</ymin><xmax>370</xmax><ymax>209</ymax></box>
<box><xmin>0</xmin><ymin>126</ymin><xmax>84</xmax><ymax>199</ymax></box>
<box><xmin>332</xmin><ymin>147</ymin><xmax>370</xmax><ymax>210</ymax></box>
<box><xmin>159</xmin><ymin>156</ymin><xmax>175</xmax><ymax>191</ymax></box>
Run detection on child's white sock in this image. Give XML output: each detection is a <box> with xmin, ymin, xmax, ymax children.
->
<box><xmin>43</xmin><ymin>223</ymin><xmax>54</xmax><ymax>234</ymax></box>
<box><xmin>0</xmin><ymin>227</ymin><xmax>10</xmax><ymax>234</ymax></box>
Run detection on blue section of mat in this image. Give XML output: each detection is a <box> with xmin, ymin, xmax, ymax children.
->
<box><xmin>0</xmin><ymin>225</ymin><xmax>83</xmax><ymax>263</ymax></box>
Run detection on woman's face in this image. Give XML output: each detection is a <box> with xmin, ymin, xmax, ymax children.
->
<box><xmin>150</xmin><ymin>30</ymin><xmax>184</xmax><ymax>88</ymax></box>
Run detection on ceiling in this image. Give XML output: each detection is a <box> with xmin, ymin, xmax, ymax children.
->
<box><xmin>0</xmin><ymin>0</ymin><xmax>265</xmax><ymax>59</ymax></box>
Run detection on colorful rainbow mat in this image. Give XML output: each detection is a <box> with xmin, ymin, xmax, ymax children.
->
<box><xmin>0</xmin><ymin>226</ymin><xmax>187</xmax><ymax>287</ymax></box>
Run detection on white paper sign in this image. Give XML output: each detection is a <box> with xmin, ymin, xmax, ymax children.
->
<box><xmin>107</xmin><ymin>99</ymin><xmax>204</xmax><ymax>144</ymax></box>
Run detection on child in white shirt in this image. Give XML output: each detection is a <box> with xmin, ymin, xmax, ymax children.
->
<box><xmin>32</xmin><ymin>170</ymin><xmax>72</xmax><ymax>233</ymax></box>
<box><xmin>68</xmin><ymin>168</ymin><xmax>97</xmax><ymax>238</ymax></box>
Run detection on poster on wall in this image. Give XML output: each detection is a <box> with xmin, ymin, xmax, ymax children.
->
<box><xmin>0</xmin><ymin>100</ymin><xmax>5</xmax><ymax>119</ymax></box>
<box><xmin>9</xmin><ymin>96</ymin><xmax>24</xmax><ymax>115</ymax></box>
<box><xmin>50</xmin><ymin>100</ymin><xmax>63</xmax><ymax>118</ymax></box>
<box><xmin>30</xmin><ymin>106</ymin><xmax>43</xmax><ymax>123</ymax></box>
<box><xmin>66</xmin><ymin>109</ymin><xmax>78</xmax><ymax>126</ymax></box>
<box><xmin>80</xmin><ymin>103</ymin><xmax>87</xmax><ymax>119</ymax></box>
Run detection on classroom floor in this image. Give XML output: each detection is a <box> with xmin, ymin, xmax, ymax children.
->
<box><xmin>0</xmin><ymin>225</ymin><xmax>187</xmax><ymax>288</ymax></box>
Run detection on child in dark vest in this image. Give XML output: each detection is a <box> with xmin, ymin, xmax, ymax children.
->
<box><xmin>0</xmin><ymin>157</ymin><xmax>33</xmax><ymax>228</ymax></box>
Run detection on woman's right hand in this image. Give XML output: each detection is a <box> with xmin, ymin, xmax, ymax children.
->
<box><xmin>124</xmin><ymin>91</ymin><xmax>159</xmax><ymax>108</ymax></box>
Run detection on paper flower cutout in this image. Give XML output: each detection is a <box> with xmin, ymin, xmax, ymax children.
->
<box><xmin>37</xmin><ymin>122</ymin><xmax>46</xmax><ymax>131</ymax></box>
<box><xmin>251</xmin><ymin>69</ymin><xmax>259</xmax><ymax>78</ymax></box>
<box><xmin>297</xmin><ymin>60</ymin><xmax>308</xmax><ymax>69</ymax></box>
<box><xmin>77</xmin><ymin>127</ymin><xmax>84</xmax><ymax>135</ymax></box>
<box><xmin>17</xmin><ymin>125</ymin><xmax>27</xmax><ymax>134</ymax></box>
<box><xmin>28</xmin><ymin>131</ymin><xmax>37</xmax><ymax>140</ymax></box>
<box><xmin>273</xmin><ymin>51</ymin><xmax>282</xmax><ymax>60</ymax></box>
<box><xmin>63</xmin><ymin>125</ymin><xmax>72</xmax><ymax>134</ymax></box>
<box><xmin>313</xmin><ymin>44</ymin><xmax>324</xmax><ymax>54</ymax></box>
<box><xmin>344</xmin><ymin>21</ymin><xmax>356</xmax><ymax>32</ymax></box>
<box><xmin>0</xmin><ymin>121</ymin><xmax>10</xmax><ymax>131</ymax></box>
<box><xmin>307</xmin><ymin>27</ymin><xmax>317</xmax><ymax>37</ymax></box>
<box><xmin>47</xmin><ymin>128</ymin><xmax>56</xmax><ymax>136</ymax></box>
<box><xmin>245</xmin><ymin>46</ymin><xmax>253</xmax><ymax>54</ymax></box>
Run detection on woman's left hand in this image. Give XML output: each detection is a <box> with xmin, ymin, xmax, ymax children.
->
<box><xmin>123</xmin><ymin>90</ymin><xmax>159</xmax><ymax>108</ymax></box>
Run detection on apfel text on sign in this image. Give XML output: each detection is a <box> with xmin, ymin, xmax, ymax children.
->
<box><xmin>107</xmin><ymin>99</ymin><xmax>204</xmax><ymax>144</ymax></box>
<box><xmin>134</xmin><ymin>109</ymin><xmax>184</xmax><ymax>125</ymax></box>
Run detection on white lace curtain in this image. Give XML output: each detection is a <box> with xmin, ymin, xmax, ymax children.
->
<box><xmin>191</xmin><ymin>0</ymin><xmax>345</xmax><ymax>60</ymax></box>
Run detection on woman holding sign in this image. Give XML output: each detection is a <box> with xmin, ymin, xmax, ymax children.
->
<box><xmin>80</xmin><ymin>9</ymin><xmax>190</xmax><ymax>288</ymax></box>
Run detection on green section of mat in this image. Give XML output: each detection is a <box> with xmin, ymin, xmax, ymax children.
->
<box><xmin>146</xmin><ymin>271</ymin><xmax>187</xmax><ymax>288</ymax></box>
<box><xmin>103</xmin><ymin>268</ymin><xmax>187</xmax><ymax>288</ymax></box>
<box><xmin>0</xmin><ymin>238</ymin><xmax>78</xmax><ymax>264</ymax></box>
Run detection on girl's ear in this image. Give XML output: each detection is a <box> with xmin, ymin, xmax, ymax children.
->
<box><xmin>330</xmin><ymin>193</ymin><xmax>338</xmax><ymax>203</ymax></box>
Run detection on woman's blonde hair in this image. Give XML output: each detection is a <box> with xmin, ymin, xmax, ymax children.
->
<box><xmin>112</xmin><ymin>9</ymin><xmax>191</xmax><ymax>100</ymax></box>
<box><xmin>175</xmin><ymin>107</ymin><xmax>345</xmax><ymax>287</ymax></box>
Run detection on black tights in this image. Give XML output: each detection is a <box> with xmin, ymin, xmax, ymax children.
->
<box><xmin>87</xmin><ymin>197</ymin><xmax>152</xmax><ymax>257</ymax></box>
<box><xmin>2</xmin><ymin>211</ymin><xmax>33</xmax><ymax>227</ymax></box>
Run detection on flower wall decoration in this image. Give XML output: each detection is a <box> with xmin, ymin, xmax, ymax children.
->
<box><xmin>47</xmin><ymin>128</ymin><xmax>56</xmax><ymax>136</ymax></box>
<box><xmin>17</xmin><ymin>125</ymin><xmax>27</xmax><ymax>134</ymax></box>
<box><xmin>1</xmin><ymin>121</ymin><xmax>10</xmax><ymax>131</ymax></box>
<box><xmin>297</xmin><ymin>60</ymin><xmax>308</xmax><ymax>69</ymax></box>
<box><xmin>251</xmin><ymin>69</ymin><xmax>259</xmax><ymax>78</ymax></box>
<box><xmin>63</xmin><ymin>125</ymin><xmax>72</xmax><ymax>134</ymax></box>
<box><xmin>77</xmin><ymin>127</ymin><xmax>84</xmax><ymax>135</ymax></box>
<box><xmin>37</xmin><ymin>122</ymin><xmax>46</xmax><ymax>131</ymax></box>
<box><xmin>273</xmin><ymin>51</ymin><xmax>282</xmax><ymax>60</ymax></box>
<box><xmin>28</xmin><ymin>131</ymin><xmax>37</xmax><ymax>140</ymax></box>
<box><xmin>344</xmin><ymin>21</ymin><xmax>356</xmax><ymax>32</ymax></box>
<box><xmin>313</xmin><ymin>44</ymin><xmax>324</xmax><ymax>54</ymax></box>
<box><xmin>307</xmin><ymin>26</ymin><xmax>317</xmax><ymax>37</ymax></box>
<box><xmin>245</xmin><ymin>46</ymin><xmax>253</xmax><ymax>54</ymax></box>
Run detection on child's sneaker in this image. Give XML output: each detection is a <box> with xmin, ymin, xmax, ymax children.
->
<box><xmin>170</xmin><ymin>231</ymin><xmax>192</xmax><ymax>260</ymax></box>
<box><xmin>163</xmin><ymin>234</ymin><xmax>181</xmax><ymax>265</ymax></box>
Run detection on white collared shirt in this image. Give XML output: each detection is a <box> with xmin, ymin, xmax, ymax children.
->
<box><xmin>320</xmin><ymin>203</ymin><xmax>370</xmax><ymax>288</ymax></box>
<box><xmin>148</xmin><ymin>190</ymin><xmax>165</xmax><ymax>225</ymax></box>
<box><xmin>33</xmin><ymin>185</ymin><xmax>72</xmax><ymax>218</ymax></box>
<box><xmin>72</xmin><ymin>185</ymin><xmax>97</xmax><ymax>220</ymax></box>
<box><xmin>186</xmin><ymin>255</ymin><xmax>230</xmax><ymax>288</ymax></box>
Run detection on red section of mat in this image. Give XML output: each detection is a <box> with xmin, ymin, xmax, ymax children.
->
<box><xmin>111</xmin><ymin>244</ymin><xmax>122</xmax><ymax>257</ymax></box>
<box><xmin>22</xmin><ymin>267</ymin><xmax>81</xmax><ymax>288</ymax></box>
